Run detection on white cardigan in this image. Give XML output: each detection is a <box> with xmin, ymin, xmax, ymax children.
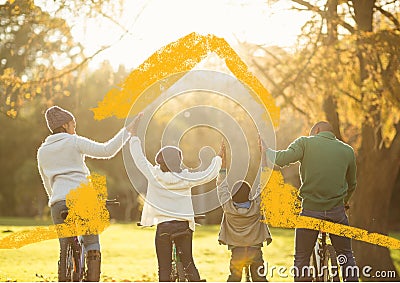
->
<box><xmin>37</xmin><ymin>128</ymin><xmax>130</xmax><ymax>206</ymax></box>
<box><xmin>129</xmin><ymin>136</ymin><xmax>222</xmax><ymax>231</ymax></box>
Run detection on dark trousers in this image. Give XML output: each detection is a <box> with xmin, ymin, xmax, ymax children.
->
<box><xmin>294</xmin><ymin>205</ymin><xmax>358</xmax><ymax>282</ymax></box>
<box><xmin>228</xmin><ymin>246</ymin><xmax>267</xmax><ymax>282</ymax></box>
<box><xmin>155</xmin><ymin>220</ymin><xmax>201</xmax><ymax>282</ymax></box>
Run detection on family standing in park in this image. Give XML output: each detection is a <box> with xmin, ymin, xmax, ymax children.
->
<box><xmin>37</xmin><ymin>105</ymin><xmax>358</xmax><ymax>282</ymax></box>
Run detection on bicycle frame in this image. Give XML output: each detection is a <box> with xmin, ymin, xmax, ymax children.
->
<box><xmin>59</xmin><ymin>199</ymin><xmax>119</xmax><ymax>281</ymax></box>
<box><xmin>311</xmin><ymin>232</ymin><xmax>325</xmax><ymax>278</ymax></box>
<box><xmin>170</xmin><ymin>229</ymin><xmax>191</xmax><ymax>282</ymax></box>
<box><xmin>310</xmin><ymin>231</ymin><xmax>340</xmax><ymax>282</ymax></box>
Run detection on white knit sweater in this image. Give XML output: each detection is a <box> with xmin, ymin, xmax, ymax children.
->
<box><xmin>37</xmin><ymin>128</ymin><xmax>131</xmax><ymax>206</ymax></box>
<box><xmin>129</xmin><ymin>136</ymin><xmax>222</xmax><ymax>231</ymax></box>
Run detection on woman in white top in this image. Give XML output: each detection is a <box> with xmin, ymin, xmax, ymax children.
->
<box><xmin>129</xmin><ymin>114</ymin><xmax>223</xmax><ymax>281</ymax></box>
<box><xmin>37</xmin><ymin>106</ymin><xmax>139</xmax><ymax>281</ymax></box>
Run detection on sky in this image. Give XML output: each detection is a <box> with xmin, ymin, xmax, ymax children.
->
<box><xmin>35</xmin><ymin>0</ymin><xmax>311</xmax><ymax>70</ymax></box>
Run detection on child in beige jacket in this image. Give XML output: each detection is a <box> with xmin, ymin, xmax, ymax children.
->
<box><xmin>217</xmin><ymin>140</ymin><xmax>272</xmax><ymax>282</ymax></box>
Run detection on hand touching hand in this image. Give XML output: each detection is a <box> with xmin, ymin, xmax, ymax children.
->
<box><xmin>126</xmin><ymin>112</ymin><xmax>144</xmax><ymax>136</ymax></box>
<box><xmin>258</xmin><ymin>134</ymin><xmax>267</xmax><ymax>153</ymax></box>
<box><xmin>217</xmin><ymin>140</ymin><xmax>226</xmax><ymax>169</ymax></box>
<box><xmin>258</xmin><ymin>134</ymin><xmax>268</xmax><ymax>167</ymax></box>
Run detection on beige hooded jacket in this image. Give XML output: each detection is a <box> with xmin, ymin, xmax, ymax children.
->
<box><xmin>217</xmin><ymin>170</ymin><xmax>272</xmax><ymax>247</ymax></box>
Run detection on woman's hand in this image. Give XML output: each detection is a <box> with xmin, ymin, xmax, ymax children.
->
<box><xmin>217</xmin><ymin>140</ymin><xmax>226</xmax><ymax>169</ymax></box>
<box><xmin>126</xmin><ymin>112</ymin><xmax>144</xmax><ymax>136</ymax></box>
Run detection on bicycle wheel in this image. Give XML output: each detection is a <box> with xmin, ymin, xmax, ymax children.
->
<box><xmin>310</xmin><ymin>250</ymin><xmax>320</xmax><ymax>282</ymax></box>
<box><xmin>170</xmin><ymin>261</ymin><xmax>178</xmax><ymax>282</ymax></box>
<box><xmin>72</xmin><ymin>240</ymin><xmax>83</xmax><ymax>282</ymax></box>
<box><xmin>244</xmin><ymin>265</ymin><xmax>251</xmax><ymax>282</ymax></box>
<box><xmin>59</xmin><ymin>241</ymin><xmax>75</xmax><ymax>282</ymax></box>
<box><xmin>176</xmin><ymin>262</ymin><xmax>186</xmax><ymax>282</ymax></box>
<box><xmin>323</xmin><ymin>245</ymin><xmax>340</xmax><ymax>282</ymax></box>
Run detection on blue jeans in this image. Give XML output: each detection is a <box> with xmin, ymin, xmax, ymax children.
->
<box><xmin>294</xmin><ymin>205</ymin><xmax>358</xmax><ymax>282</ymax></box>
<box><xmin>51</xmin><ymin>201</ymin><xmax>100</xmax><ymax>252</ymax></box>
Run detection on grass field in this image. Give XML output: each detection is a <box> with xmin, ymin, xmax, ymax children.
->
<box><xmin>0</xmin><ymin>218</ymin><xmax>399</xmax><ymax>282</ymax></box>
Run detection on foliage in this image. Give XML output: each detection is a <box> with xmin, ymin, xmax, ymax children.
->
<box><xmin>0</xmin><ymin>0</ymin><xmax>126</xmax><ymax>118</ymax></box>
<box><xmin>0</xmin><ymin>0</ymin><xmax>84</xmax><ymax>117</ymax></box>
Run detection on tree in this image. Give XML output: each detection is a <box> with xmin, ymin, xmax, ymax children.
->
<box><xmin>0</xmin><ymin>0</ymin><xmax>130</xmax><ymax>118</ymax></box>
<box><xmin>243</xmin><ymin>0</ymin><xmax>400</xmax><ymax>280</ymax></box>
<box><xmin>0</xmin><ymin>0</ymin><xmax>84</xmax><ymax>117</ymax></box>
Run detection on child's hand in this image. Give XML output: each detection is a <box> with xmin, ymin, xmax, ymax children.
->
<box><xmin>258</xmin><ymin>134</ymin><xmax>268</xmax><ymax>167</ymax></box>
<box><xmin>217</xmin><ymin>140</ymin><xmax>226</xmax><ymax>169</ymax></box>
<box><xmin>258</xmin><ymin>134</ymin><xmax>267</xmax><ymax>152</ymax></box>
<box><xmin>126</xmin><ymin>112</ymin><xmax>144</xmax><ymax>136</ymax></box>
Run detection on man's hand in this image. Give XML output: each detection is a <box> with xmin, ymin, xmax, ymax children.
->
<box><xmin>126</xmin><ymin>112</ymin><xmax>144</xmax><ymax>136</ymax></box>
<box><xmin>217</xmin><ymin>140</ymin><xmax>226</xmax><ymax>169</ymax></box>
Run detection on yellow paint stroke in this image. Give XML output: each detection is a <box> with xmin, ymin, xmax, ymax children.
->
<box><xmin>260</xmin><ymin>170</ymin><xmax>400</xmax><ymax>249</ymax></box>
<box><xmin>1</xmin><ymin>33</ymin><xmax>397</xmax><ymax>250</ymax></box>
<box><xmin>0</xmin><ymin>174</ymin><xmax>110</xmax><ymax>249</ymax></box>
<box><xmin>92</xmin><ymin>32</ymin><xmax>400</xmax><ymax>249</ymax></box>
<box><xmin>91</xmin><ymin>32</ymin><xmax>280</xmax><ymax>127</ymax></box>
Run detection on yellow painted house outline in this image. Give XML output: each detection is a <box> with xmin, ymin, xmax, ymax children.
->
<box><xmin>92</xmin><ymin>32</ymin><xmax>400</xmax><ymax>250</ymax></box>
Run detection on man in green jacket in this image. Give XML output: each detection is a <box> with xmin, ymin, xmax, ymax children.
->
<box><xmin>266</xmin><ymin>121</ymin><xmax>358</xmax><ymax>282</ymax></box>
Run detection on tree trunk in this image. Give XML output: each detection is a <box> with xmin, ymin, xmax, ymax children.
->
<box><xmin>323</xmin><ymin>0</ymin><xmax>343</xmax><ymax>141</ymax></box>
<box><xmin>352</xmin><ymin>0</ymin><xmax>375</xmax><ymax>32</ymax></box>
<box><xmin>389</xmin><ymin>170</ymin><xmax>400</xmax><ymax>230</ymax></box>
<box><xmin>350</xmin><ymin>125</ymin><xmax>400</xmax><ymax>281</ymax></box>
<box><xmin>348</xmin><ymin>2</ymin><xmax>400</xmax><ymax>280</ymax></box>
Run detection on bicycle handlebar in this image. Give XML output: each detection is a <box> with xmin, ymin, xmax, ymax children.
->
<box><xmin>106</xmin><ymin>199</ymin><xmax>120</xmax><ymax>206</ymax></box>
<box><xmin>136</xmin><ymin>215</ymin><xmax>206</xmax><ymax>227</ymax></box>
<box><xmin>60</xmin><ymin>199</ymin><xmax>119</xmax><ymax>219</ymax></box>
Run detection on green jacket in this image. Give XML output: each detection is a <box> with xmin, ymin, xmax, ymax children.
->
<box><xmin>267</xmin><ymin>131</ymin><xmax>357</xmax><ymax>211</ymax></box>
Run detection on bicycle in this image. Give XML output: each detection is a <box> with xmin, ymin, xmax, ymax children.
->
<box><xmin>58</xmin><ymin>199</ymin><xmax>120</xmax><ymax>282</ymax></box>
<box><xmin>310</xmin><ymin>231</ymin><xmax>340</xmax><ymax>282</ymax></box>
<box><xmin>170</xmin><ymin>228</ymin><xmax>193</xmax><ymax>282</ymax></box>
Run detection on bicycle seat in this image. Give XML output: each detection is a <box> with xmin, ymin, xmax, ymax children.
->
<box><xmin>60</xmin><ymin>210</ymin><xmax>69</xmax><ymax>220</ymax></box>
<box><xmin>170</xmin><ymin>229</ymin><xmax>191</xmax><ymax>240</ymax></box>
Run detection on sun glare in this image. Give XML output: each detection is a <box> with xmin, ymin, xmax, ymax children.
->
<box><xmin>35</xmin><ymin>0</ymin><xmax>310</xmax><ymax>70</ymax></box>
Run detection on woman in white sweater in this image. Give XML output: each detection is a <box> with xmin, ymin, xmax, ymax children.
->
<box><xmin>37</xmin><ymin>106</ymin><xmax>139</xmax><ymax>281</ymax></box>
<box><xmin>129</xmin><ymin>115</ymin><xmax>223</xmax><ymax>281</ymax></box>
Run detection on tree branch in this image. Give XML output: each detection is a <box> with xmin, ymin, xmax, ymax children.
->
<box><xmin>291</xmin><ymin>0</ymin><xmax>355</xmax><ymax>33</ymax></box>
<box><xmin>291</xmin><ymin>0</ymin><xmax>322</xmax><ymax>13</ymax></box>
<box><xmin>16</xmin><ymin>1</ymin><xmax>149</xmax><ymax>86</ymax></box>
<box><xmin>337</xmin><ymin>86</ymin><xmax>362</xmax><ymax>103</ymax></box>
<box><xmin>251</xmin><ymin>59</ymin><xmax>311</xmax><ymax>119</ymax></box>
<box><xmin>374</xmin><ymin>4</ymin><xmax>400</xmax><ymax>31</ymax></box>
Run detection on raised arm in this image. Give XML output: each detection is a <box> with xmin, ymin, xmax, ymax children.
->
<box><xmin>126</xmin><ymin>113</ymin><xmax>156</xmax><ymax>180</ymax></box>
<box><xmin>266</xmin><ymin>137</ymin><xmax>305</xmax><ymax>167</ymax></box>
<box><xmin>183</xmin><ymin>141</ymin><xmax>224</xmax><ymax>186</ymax></box>
<box><xmin>184</xmin><ymin>156</ymin><xmax>222</xmax><ymax>186</ymax></box>
<box><xmin>250</xmin><ymin>136</ymin><xmax>268</xmax><ymax>200</ymax></box>
<box><xmin>216</xmin><ymin>141</ymin><xmax>230</xmax><ymax>204</ymax></box>
<box><xmin>75</xmin><ymin>128</ymin><xmax>131</xmax><ymax>159</ymax></box>
<box><xmin>129</xmin><ymin>136</ymin><xmax>156</xmax><ymax>181</ymax></box>
<box><xmin>75</xmin><ymin>112</ymin><xmax>143</xmax><ymax>159</ymax></box>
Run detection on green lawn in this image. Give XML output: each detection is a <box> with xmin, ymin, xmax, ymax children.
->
<box><xmin>0</xmin><ymin>218</ymin><xmax>399</xmax><ymax>282</ymax></box>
